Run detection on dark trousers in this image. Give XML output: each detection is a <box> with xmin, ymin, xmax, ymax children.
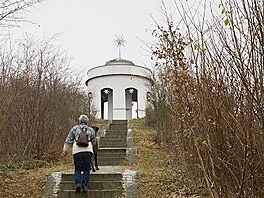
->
<box><xmin>73</xmin><ymin>152</ymin><xmax>92</xmax><ymax>188</ymax></box>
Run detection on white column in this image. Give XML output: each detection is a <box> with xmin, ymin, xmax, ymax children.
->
<box><xmin>125</xmin><ymin>90</ymin><xmax>132</xmax><ymax>120</ymax></box>
<box><xmin>112</xmin><ymin>87</ymin><xmax>126</xmax><ymax>119</ymax></box>
<box><xmin>137</xmin><ymin>89</ymin><xmax>147</xmax><ymax>118</ymax></box>
<box><xmin>108</xmin><ymin>91</ymin><xmax>113</xmax><ymax>120</ymax></box>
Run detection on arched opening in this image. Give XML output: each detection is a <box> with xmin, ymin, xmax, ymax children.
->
<box><xmin>101</xmin><ymin>88</ymin><xmax>113</xmax><ymax>120</ymax></box>
<box><xmin>125</xmin><ymin>88</ymin><xmax>138</xmax><ymax>120</ymax></box>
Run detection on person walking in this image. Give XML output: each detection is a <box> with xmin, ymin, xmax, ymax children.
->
<box><xmin>63</xmin><ymin>114</ymin><xmax>96</xmax><ymax>193</ymax></box>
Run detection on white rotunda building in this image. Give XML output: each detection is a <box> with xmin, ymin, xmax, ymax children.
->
<box><xmin>85</xmin><ymin>58</ymin><xmax>152</xmax><ymax>120</ymax></box>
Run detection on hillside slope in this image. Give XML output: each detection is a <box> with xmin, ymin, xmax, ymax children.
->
<box><xmin>0</xmin><ymin>119</ymin><xmax>207</xmax><ymax>197</ymax></box>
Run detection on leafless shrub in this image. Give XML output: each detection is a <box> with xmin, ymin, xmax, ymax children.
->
<box><xmin>147</xmin><ymin>0</ymin><xmax>264</xmax><ymax>197</ymax></box>
<box><xmin>0</xmin><ymin>36</ymin><xmax>88</xmax><ymax>163</ymax></box>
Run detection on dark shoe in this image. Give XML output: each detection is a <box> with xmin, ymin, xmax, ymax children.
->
<box><xmin>76</xmin><ymin>184</ymin><xmax>81</xmax><ymax>193</ymax></box>
<box><xmin>83</xmin><ymin>186</ymin><xmax>88</xmax><ymax>193</ymax></box>
<box><xmin>96</xmin><ymin>166</ymin><xmax>99</xmax><ymax>170</ymax></box>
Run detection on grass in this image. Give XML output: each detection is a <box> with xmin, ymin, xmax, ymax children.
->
<box><xmin>0</xmin><ymin>158</ymin><xmax>72</xmax><ymax>198</ymax></box>
<box><xmin>131</xmin><ymin>118</ymin><xmax>206</xmax><ymax>198</ymax></box>
<box><xmin>0</xmin><ymin>118</ymin><xmax>206</xmax><ymax>197</ymax></box>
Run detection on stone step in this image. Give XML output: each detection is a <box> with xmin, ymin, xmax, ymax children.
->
<box><xmin>98</xmin><ymin>147</ymin><xmax>126</xmax><ymax>151</ymax></box>
<box><xmin>100</xmin><ymin>137</ymin><xmax>127</xmax><ymax>141</ymax></box>
<box><xmin>97</xmin><ymin>154</ymin><xmax>127</xmax><ymax>165</ymax></box>
<box><xmin>110</xmin><ymin>120</ymin><xmax>128</xmax><ymax>125</ymax></box>
<box><xmin>98</xmin><ymin>155</ymin><xmax>126</xmax><ymax>162</ymax></box>
<box><xmin>98</xmin><ymin>147</ymin><xmax>127</xmax><ymax>152</ymax></box>
<box><xmin>97</xmin><ymin>155</ymin><xmax>126</xmax><ymax>162</ymax></box>
<box><xmin>98</xmin><ymin>159</ymin><xmax>125</xmax><ymax>166</ymax></box>
<box><xmin>99</xmin><ymin>138</ymin><xmax>127</xmax><ymax>146</ymax></box>
<box><xmin>98</xmin><ymin>152</ymin><xmax>126</xmax><ymax>158</ymax></box>
<box><xmin>58</xmin><ymin>189</ymin><xmax>123</xmax><ymax>198</ymax></box>
<box><xmin>108</xmin><ymin>127</ymin><xmax>127</xmax><ymax>132</ymax></box>
<box><xmin>104</xmin><ymin>129</ymin><xmax>127</xmax><ymax>135</ymax></box>
<box><xmin>62</xmin><ymin>172</ymin><xmax>122</xmax><ymax>182</ymax></box>
<box><xmin>60</xmin><ymin>180</ymin><xmax>122</xmax><ymax>190</ymax></box>
<box><xmin>100</xmin><ymin>143</ymin><xmax>127</xmax><ymax>148</ymax></box>
<box><xmin>109</xmin><ymin>125</ymin><xmax>127</xmax><ymax>131</ymax></box>
<box><xmin>43</xmin><ymin>167</ymin><xmax>138</xmax><ymax>198</ymax></box>
<box><xmin>105</xmin><ymin>132</ymin><xmax>127</xmax><ymax>135</ymax></box>
<box><xmin>98</xmin><ymin>148</ymin><xmax>126</xmax><ymax>156</ymax></box>
<box><xmin>104</xmin><ymin>134</ymin><xmax>127</xmax><ymax>140</ymax></box>
<box><xmin>44</xmin><ymin>118</ymin><xmax>136</xmax><ymax>198</ymax></box>
<box><xmin>103</xmin><ymin>135</ymin><xmax>127</xmax><ymax>139</ymax></box>
<box><xmin>104</xmin><ymin>130</ymin><xmax>127</xmax><ymax>135</ymax></box>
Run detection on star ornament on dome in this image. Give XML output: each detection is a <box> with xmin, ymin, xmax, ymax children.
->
<box><xmin>114</xmin><ymin>34</ymin><xmax>126</xmax><ymax>60</ymax></box>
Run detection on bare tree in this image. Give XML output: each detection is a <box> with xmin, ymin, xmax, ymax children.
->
<box><xmin>0</xmin><ymin>0</ymin><xmax>43</xmax><ymax>28</ymax></box>
<box><xmin>147</xmin><ymin>0</ymin><xmax>264</xmax><ymax>197</ymax></box>
<box><xmin>0</xmin><ymin>36</ymin><xmax>88</xmax><ymax>164</ymax></box>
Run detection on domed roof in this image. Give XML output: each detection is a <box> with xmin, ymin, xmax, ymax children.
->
<box><xmin>105</xmin><ymin>58</ymin><xmax>134</xmax><ymax>66</ymax></box>
<box><xmin>85</xmin><ymin>58</ymin><xmax>153</xmax><ymax>86</ymax></box>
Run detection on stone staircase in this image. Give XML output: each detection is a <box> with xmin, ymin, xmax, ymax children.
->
<box><xmin>58</xmin><ymin>167</ymin><xmax>124</xmax><ymax>198</ymax></box>
<box><xmin>43</xmin><ymin>120</ymin><xmax>137</xmax><ymax>198</ymax></box>
<box><xmin>98</xmin><ymin>120</ymin><xmax>128</xmax><ymax>166</ymax></box>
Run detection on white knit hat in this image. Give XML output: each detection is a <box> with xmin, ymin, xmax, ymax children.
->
<box><xmin>78</xmin><ymin>114</ymin><xmax>89</xmax><ymax>123</ymax></box>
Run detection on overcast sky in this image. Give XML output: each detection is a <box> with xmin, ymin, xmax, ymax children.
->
<box><xmin>9</xmin><ymin>0</ymin><xmax>220</xmax><ymax>79</ymax></box>
<box><xmin>10</xmin><ymin>0</ymin><xmax>173</xmax><ymax>73</ymax></box>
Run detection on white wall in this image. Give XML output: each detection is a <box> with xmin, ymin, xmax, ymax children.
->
<box><xmin>86</xmin><ymin>60</ymin><xmax>152</xmax><ymax>120</ymax></box>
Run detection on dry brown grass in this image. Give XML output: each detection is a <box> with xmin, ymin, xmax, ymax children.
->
<box><xmin>0</xmin><ymin>120</ymin><xmax>107</xmax><ymax>198</ymax></box>
<box><xmin>131</xmin><ymin>118</ymin><xmax>208</xmax><ymax>198</ymax></box>
<box><xmin>0</xmin><ymin>119</ymin><xmax>207</xmax><ymax>198</ymax></box>
<box><xmin>0</xmin><ymin>156</ymin><xmax>73</xmax><ymax>198</ymax></box>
